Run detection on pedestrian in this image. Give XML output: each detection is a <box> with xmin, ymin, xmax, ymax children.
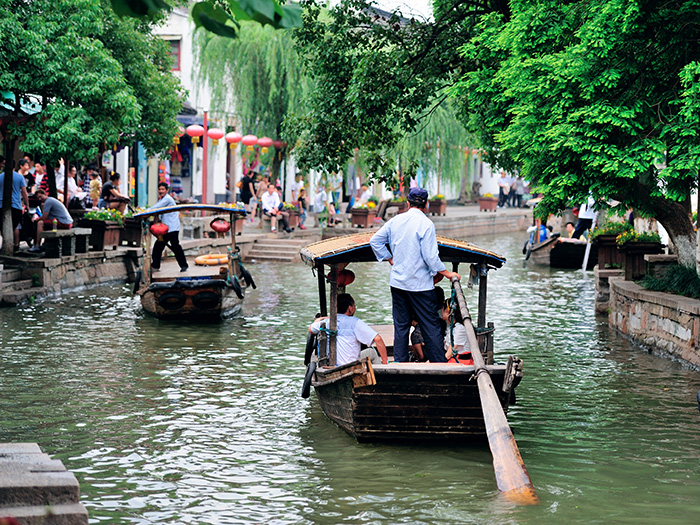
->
<box><xmin>572</xmin><ymin>195</ymin><xmax>596</xmax><ymax>240</ymax></box>
<box><xmin>497</xmin><ymin>171</ymin><xmax>511</xmax><ymax>208</ymax></box>
<box><xmin>369</xmin><ymin>187</ymin><xmax>460</xmax><ymax>363</ymax></box>
<box><xmin>297</xmin><ymin>187</ymin><xmax>308</xmax><ymax>230</ymax></box>
<box><xmin>0</xmin><ymin>155</ymin><xmax>30</xmax><ymax>252</ymax></box>
<box><xmin>29</xmin><ymin>188</ymin><xmax>73</xmax><ymax>252</ymax></box>
<box><xmin>148</xmin><ymin>182</ymin><xmax>188</xmax><ymax>272</ymax></box>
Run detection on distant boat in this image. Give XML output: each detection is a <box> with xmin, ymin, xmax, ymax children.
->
<box><xmin>132</xmin><ymin>204</ymin><xmax>255</xmax><ymax>320</ymax></box>
<box><xmin>525</xmin><ymin>233</ymin><xmax>598</xmax><ymax>270</ymax></box>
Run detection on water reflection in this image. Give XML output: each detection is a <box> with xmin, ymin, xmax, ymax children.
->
<box><xmin>1</xmin><ymin>231</ymin><xmax>699</xmax><ymax>523</ymax></box>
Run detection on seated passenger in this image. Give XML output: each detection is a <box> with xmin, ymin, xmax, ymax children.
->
<box><xmin>309</xmin><ymin>293</ymin><xmax>388</xmax><ymax>366</ymax></box>
<box><xmin>442</xmin><ymin>300</ymin><xmax>468</xmax><ymax>361</ymax></box>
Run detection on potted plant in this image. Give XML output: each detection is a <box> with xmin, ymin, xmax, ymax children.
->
<box><xmin>351</xmin><ymin>201</ymin><xmax>377</xmax><ymax>228</ymax></box>
<box><xmin>589</xmin><ymin>221</ymin><xmax>633</xmax><ymax>268</ymax></box>
<box><xmin>390</xmin><ymin>196</ymin><xmax>408</xmax><ymax>213</ymax></box>
<box><xmin>477</xmin><ymin>193</ymin><xmax>498</xmax><ymax>212</ymax></box>
<box><xmin>616</xmin><ymin>230</ymin><xmax>664</xmax><ymax>280</ymax></box>
<box><xmin>283</xmin><ymin>202</ymin><xmax>300</xmax><ymax>229</ymax></box>
<box><xmin>121</xmin><ymin>207</ymin><xmax>145</xmax><ymax>247</ymax></box>
<box><xmin>429</xmin><ymin>194</ymin><xmax>447</xmax><ymax>216</ymax></box>
<box><xmin>78</xmin><ymin>209</ymin><xmax>124</xmax><ymax>251</ymax></box>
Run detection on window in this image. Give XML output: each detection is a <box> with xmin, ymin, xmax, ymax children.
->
<box><xmin>169</xmin><ymin>40</ymin><xmax>181</xmax><ymax>71</ymax></box>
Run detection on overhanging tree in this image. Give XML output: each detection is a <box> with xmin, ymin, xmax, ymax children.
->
<box><xmin>194</xmin><ymin>20</ymin><xmax>313</xmax><ymax>179</ymax></box>
<box><xmin>455</xmin><ymin>0</ymin><xmax>700</xmax><ymax>268</ymax></box>
<box><xmin>0</xmin><ymin>0</ymin><xmax>184</xmax><ymax>254</ymax></box>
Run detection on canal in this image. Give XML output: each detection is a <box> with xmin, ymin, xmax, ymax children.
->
<box><xmin>1</xmin><ymin>231</ymin><xmax>700</xmax><ymax>524</ymax></box>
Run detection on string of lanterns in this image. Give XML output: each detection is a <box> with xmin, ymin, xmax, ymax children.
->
<box><xmin>182</xmin><ymin>126</ymin><xmax>284</xmax><ymax>153</ymax></box>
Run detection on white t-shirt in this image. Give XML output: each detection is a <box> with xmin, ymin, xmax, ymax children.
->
<box><xmin>444</xmin><ymin>322</ymin><xmax>468</xmax><ymax>352</ymax></box>
<box><xmin>358</xmin><ymin>189</ymin><xmax>372</xmax><ymax>204</ymax></box>
<box><xmin>291</xmin><ymin>180</ymin><xmax>304</xmax><ymax>200</ymax></box>
<box><xmin>310</xmin><ymin>314</ymin><xmax>378</xmax><ymax>366</ymax></box>
<box><xmin>314</xmin><ymin>190</ymin><xmax>327</xmax><ymax>212</ymax></box>
<box><xmin>261</xmin><ymin>190</ymin><xmax>281</xmax><ymax>213</ymax></box>
<box><xmin>578</xmin><ymin>196</ymin><xmax>596</xmax><ymax>220</ymax></box>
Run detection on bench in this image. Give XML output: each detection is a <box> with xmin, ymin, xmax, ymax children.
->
<box><xmin>41</xmin><ymin>227</ymin><xmax>92</xmax><ymax>258</ymax></box>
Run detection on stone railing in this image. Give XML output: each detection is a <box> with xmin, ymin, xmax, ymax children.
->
<box><xmin>609</xmin><ymin>278</ymin><xmax>700</xmax><ymax>369</ymax></box>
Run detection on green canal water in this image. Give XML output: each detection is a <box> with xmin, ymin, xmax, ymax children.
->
<box><xmin>2</xmin><ymin>231</ymin><xmax>700</xmax><ymax>524</ymax></box>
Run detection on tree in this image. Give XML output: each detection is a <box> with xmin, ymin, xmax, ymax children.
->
<box><xmin>289</xmin><ymin>0</ymin><xmax>475</xmax><ymax>188</ymax></box>
<box><xmin>0</xmin><ymin>0</ymin><xmax>184</xmax><ymax>254</ymax></box>
<box><xmin>194</xmin><ymin>21</ymin><xmax>313</xmax><ymax>178</ymax></box>
<box><xmin>454</xmin><ymin>0</ymin><xmax>700</xmax><ymax>268</ymax></box>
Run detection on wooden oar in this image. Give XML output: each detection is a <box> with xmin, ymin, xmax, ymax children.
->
<box><xmin>451</xmin><ymin>277</ymin><xmax>539</xmax><ymax>505</ymax></box>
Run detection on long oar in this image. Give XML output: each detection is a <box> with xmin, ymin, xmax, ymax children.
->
<box><xmin>451</xmin><ymin>277</ymin><xmax>539</xmax><ymax>505</ymax></box>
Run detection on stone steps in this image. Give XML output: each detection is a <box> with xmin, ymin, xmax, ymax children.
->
<box><xmin>0</xmin><ymin>288</ymin><xmax>45</xmax><ymax>306</ymax></box>
<box><xmin>244</xmin><ymin>239</ymin><xmax>309</xmax><ymax>263</ymax></box>
<box><xmin>1</xmin><ymin>279</ymin><xmax>34</xmax><ymax>292</ymax></box>
<box><xmin>0</xmin><ymin>443</ymin><xmax>88</xmax><ymax>524</ymax></box>
<box><xmin>1</xmin><ymin>268</ymin><xmax>21</xmax><ymax>282</ymax></box>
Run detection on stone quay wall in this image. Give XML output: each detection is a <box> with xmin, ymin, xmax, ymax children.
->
<box><xmin>433</xmin><ymin>211</ymin><xmax>532</xmax><ymax>238</ymax></box>
<box><xmin>609</xmin><ymin>278</ymin><xmax>700</xmax><ymax>369</ymax></box>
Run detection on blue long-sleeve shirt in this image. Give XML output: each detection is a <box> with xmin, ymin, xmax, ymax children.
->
<box><xmin>148</xmin><ymin>194</ymin><xmax>180</xmax><ymax>233</ymax></box>
<box><xmin>369</xmin><ymin>207</ymin><xmax>446</xmax><ymax>292</ymax></box>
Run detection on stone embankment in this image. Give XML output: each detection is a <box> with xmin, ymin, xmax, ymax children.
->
<box><xmin>0</xmin><ymin>443</ymin><xmax>87</xmax><ymax>524</ymax></box>
<box><xmin>609</xmin><ymin>278</ymin><xmax>700</xmax><ymax>369</ymax></box>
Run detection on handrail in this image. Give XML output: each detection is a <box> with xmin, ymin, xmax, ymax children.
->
<box><xmin>451</xmin><ymin>277</ymin><xmax>539</xmax><ymax>505</ymax></box>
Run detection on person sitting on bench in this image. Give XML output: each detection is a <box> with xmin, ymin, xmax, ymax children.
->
<box><xmin>261</xmin><ymin>184</ymin><xmax>292</xmax><ymax>233</ymax></box>
<box><xmin>29</xmin><ymin>189</ymin><xmax>73</xmax><ymax>252</ymax></box>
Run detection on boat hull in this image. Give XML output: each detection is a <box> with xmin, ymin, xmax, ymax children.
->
<box><xmin>529</xmin><ymin>236</ymin><xmax>598</xmax><ymax>269</ymax></box>
<box><xmin>313</xmin><ymin>362</ymin><xmax>515</xmax><ymax>443</ymax></box>
<box><xmin>140</xmin><ymin>279</ymin><xmax>243</xmax><ymax>320</ymax></box>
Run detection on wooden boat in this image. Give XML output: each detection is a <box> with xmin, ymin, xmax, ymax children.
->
<box><xmin>299</xmin><ymin>232</ymin><xmax>521</xmax><ymax>442</ymax></box>
<box><xmin>133</xmin><ymin>204</ymin><xmax>254</xmax><ymax>320</ymax></box>
<box><xmin>300</xmin><ymin>232</ymin><xmax>537</xmax><ymax>503</ymax></box>
<box><xmin>526</xmin><ymin>233</ymin><xmax>598</xmax><ymax>269</ymax></box>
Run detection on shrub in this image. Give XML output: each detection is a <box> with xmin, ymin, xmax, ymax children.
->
<box><xmin>640</xmin><ymin>265</ymin><xmax>700</xmax><ymax>299</ymax></box>
<box><xmin>84</xmin><ymin>209</ymin><xmax>123</xmax><ymax>225</ymax></box>
<box><xmin>616</xmin><ymin>230</ymin><xmax>661</xmax><ymax>246</ymax></box>
<box><xmin>589</xmin><ymin>221</ymin><xmax>633</xmax><ymax>240</ymax></box>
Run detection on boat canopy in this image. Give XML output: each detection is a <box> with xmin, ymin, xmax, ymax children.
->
<box><xmin>133</xmin><ymin>204</ymin><xmax>247</xmax><ymax>220</ymax></box>
<box><xmin>300</xmin><ymin>232</ymin><xmax>506</xmax><ymax>268</ymax></box>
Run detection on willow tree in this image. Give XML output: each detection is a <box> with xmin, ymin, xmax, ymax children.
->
<box><xmin>194</xmin><ymin>21</ymin><xmax>313</xmax><ymax>178</ymax></box>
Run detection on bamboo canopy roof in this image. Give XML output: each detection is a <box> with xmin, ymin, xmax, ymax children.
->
<box><xmin>300</xmin><ymin>233</ymin><xmax>506</xmax><ymax>268</ymax></box>
<box><xmin>133</xmin><ymin>204</ymin><xmax>247</xmax><ymax>220</ymax></box>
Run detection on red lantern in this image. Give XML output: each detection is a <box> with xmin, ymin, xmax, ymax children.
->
<box><xmin>226</xmin><ymin>131</ymin><xmax>243</xmax><ymax>150</ymax></box>
<box><xmin>207</xmin><ymin>127</ymin><xmax>225</xmax><ymax>146</ymax></box>
<box><xmin>273</xmin><ymin>140</ymin><xmax>286</xmax><ymax>150</ymax></box>
<box><xmin>173</xmin><ymin>126</ymin><xmax>185</xmax><ymax>145</ymax></box>
<box><xmin>328</xmin><ymin>269</ymin><xmax>356</xmax><ymax>287</ymax></box>
<box><xmin>241</xmin><ymin>134</ymin><xmax>258</xmax><ymax>151</ymax></box>
<box><xmin>258</xmin><ymin>136</ymin><xmax>273</xmax><ymax>154</ymax></box>
<box><xmin>186</xmin><ymin>124</ymin><xmax>204</xmax><ymax>145</ymax></box>
<box><xmin>210</xmin><ymin>218</ymin><xmax>231</xmax><ymax>233</ymax></box>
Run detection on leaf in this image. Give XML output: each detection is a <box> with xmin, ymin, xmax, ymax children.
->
<box><xmin>110</xmin><ymin>0</ymin><xmax>171</xmax><ymax>19</ymax></box>
<box><xmin>192</xmin><ymin>2</ymin><xmax>240</xmax><ymax>39</ymax></box>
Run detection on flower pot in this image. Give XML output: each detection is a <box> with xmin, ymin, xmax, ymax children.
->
<box><xmin>287</xmin><ymin>210</ymin><xmax>300</xmax><ymax>229</ymax></box>
<box><xmin>477</xmin><ymin>197</ymin><xmax>498</xmax><ymax>212</ymax></box>
<box><xmin>121</xmin><ymin>217</ymin><xmax>143</xmax><ymax>247</ymax></box>
<box><xmin>592</xmin><ymin>234</ymin><xmax>623</xmax><ymax>269</ymax></box>
<box><xmin>429</xmin><ymin>199</ymin><xmax>447</xmax><ymax>216</ymax></box>
<box><xmin>619</xmin><ymin>241</ymin><xmax>664</xmax><ymax>281</ymax></box>
<box><xmin>350</xmin><ymin>209</ymin><xmax>376</xmax><ymax>228</ymax></box>
<box><xmin>78</xmin><ymin>219</ymin><xmax>122</xmax><ymax>251</ymax></box>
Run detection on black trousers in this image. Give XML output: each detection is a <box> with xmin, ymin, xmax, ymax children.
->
<box><xmin>391</xmin><ymin>287</ymin><xmax>446</xmax><ymax>363</ymax></box>
<box><xmin>572</xmin><ymin>218</ymin><xmax>593</xmax><ymax>240</ymax></box>
<box><xmin>152</xmin><ymin>231</ymin><xmax>188</xmax><ymax>269</ymax></box>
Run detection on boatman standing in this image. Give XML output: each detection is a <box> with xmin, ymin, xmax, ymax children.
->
<box><xmin>148</xmin><ymin>182</ymin><xmax>189</xmax><ymax>273</ymax></box>
<box><xmin>369</xmin><ymin>187</ymin><xmax>460</xmax><ymax>363</ymax></box>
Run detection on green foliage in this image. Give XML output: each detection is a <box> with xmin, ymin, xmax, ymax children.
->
<box><xmin>615</xmin><ymin>230</ymin><xmax>661</xmax><ymax>246</ymax></box>
<box><xmin>111</xmin><ymin>0</ymin><xmax>301</xmax><ymax>36</ymax></box>
<box><xmin>0</xmin><ymin>0</ymin><xmax>184</xmax><ymax>163</ymax></box>
<box><xmin>589</xmin><ymin>221</ymin><xmax>633</xmax><ymax>240</ymax></box>
<box><xmin>84</xmin><ymin>208</ymin><xmax>124</xmax><ymax>225</ymax></box>
<box><xmin>452</xmin><ymin>0</ymin><xmax>698</xmax><ymax>263</ymax></box>
<box><xmin>640</xmin><ymin>265</ymin><xmax>700</xmax><ymax>299</ymax></box>
<box><xmin>290</xmin><ymin>0</ymin><xmax>473</xmax><ymax>189</ymax></box>
<box><xmin>194</xmin><ymin>20</ymin><xmax>312</xmax><ymax>176</ymax></box>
